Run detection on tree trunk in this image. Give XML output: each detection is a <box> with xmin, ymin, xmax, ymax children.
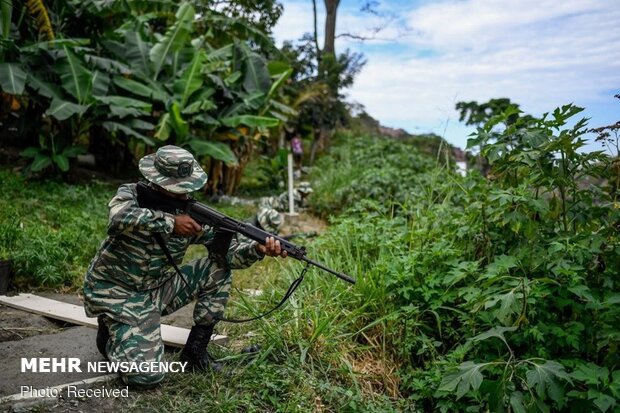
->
<box><xmin>323</xmin><ymin>0</ymin><xmax>340</xmax><ymax>56</ymax></box>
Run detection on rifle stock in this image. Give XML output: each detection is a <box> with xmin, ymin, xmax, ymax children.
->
<box><xmin>136</xmin><ymin>182</ymin><xmax>356</xmax><ymax>284</ymax></box>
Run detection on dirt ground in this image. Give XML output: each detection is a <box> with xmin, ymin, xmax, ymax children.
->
<box><xmin>0</xmin><ymin>212</ymin><xmax>327</xmax><ymax>412</ymax></box>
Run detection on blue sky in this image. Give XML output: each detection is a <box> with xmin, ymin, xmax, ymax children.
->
<box><xmin>272</xmin><ymin>0</ymin><xmax>620</xmax><ymax>152</ymax></box>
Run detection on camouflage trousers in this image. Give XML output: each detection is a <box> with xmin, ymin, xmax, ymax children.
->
<box><xmin>100</xmin><ymin>256</ymin><xmax>231</xmax><ymax>387</ymax></box>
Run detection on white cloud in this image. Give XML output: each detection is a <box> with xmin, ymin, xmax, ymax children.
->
<box><xmin>275</xmin><ymin>0</ymin><xmax>620</xmax><ymax>148</ymax></box>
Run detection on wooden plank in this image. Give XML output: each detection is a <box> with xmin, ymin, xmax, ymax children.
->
<box><xmin>0</xmin><ymin>294</ymin><xmax>227</xmax><ymax>347</ymax></box>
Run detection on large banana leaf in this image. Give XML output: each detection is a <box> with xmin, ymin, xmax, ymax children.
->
<box><xmin>97</xmin><ymin>95</ymin><xmax>152</xmax><ymax>118</ymax></box>
<box><xmin>173</xmin><ymin>50</ymin><xmax>206</xmax><ymax>107</ymax></box>
<box><xmin>28</xmin><ymin>74</ymin><xmax>63</xmax><ymax>99</ymax></box>
<box><xmin>91</xmin><ymin>71</ymin><xmax>110</xmax><ymax>98</ymax></box>
<box><xmin>189</xmin><ymin>139</ymin><xmax>238</xmax><ymax>165</ymax></box>
<box><xmin>113</xmin><ymin>76</ymin><xmax>167</xmax><ymax>102</ymax></box>
<box><xmin>0</xmin><ymin>63</ymin><xmax>27</xmax><ymax>94</ymax></box>
<box><xmin>56</xmin><ymin>46</ymin><xmax>92</xmax><ymax>104</ymax></box>
<box><xmin>149</xmin><ymin>2</ymin><xmax>195</xmax><ymax>79</ymax></box>
<box><xmin>103</xmin><ymin>121</ymin><xmax>155</xmax><ymax>146</ymax></box>
<box><xmin>267</xmin><ymin>68</ymin><xmax>293</xmax><ymax>100</ymax></box>
<box><xmin>124</xmin><ymin>30</ymin><xmax>152</xmax><ymax>76</ymax></box>
<box><xmin>221</xmin><ymin>115</ymin><xmax>279</xmax><ymax>128</ymax></box>
<box><xmin>243</xmin><ymin>53</ymin><xmax>270</xmax><ymax>94</ymax></box>
<box><xmin>46</xmin><ymin>99</ymin><xmax>88</xmax><ymax>121</ymax></box>
<box><xmin>1</xmin><ymin>0</ymin><xmax>12</xmax><ymax>39</ymax></box>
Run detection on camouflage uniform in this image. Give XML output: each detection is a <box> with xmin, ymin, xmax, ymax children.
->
<box><xmin>258</xmin><ymin>182</ymin><xmax>313</xmax><ymax>212</ymax></box>
<box><xmin>83</xmin><ymin>147</ymin><xmax>264</xmax><ymax>386</ymax></box>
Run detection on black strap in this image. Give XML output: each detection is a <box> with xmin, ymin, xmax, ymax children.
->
<box><xmin>154</xmin><ymin>232</ymin><xmax>309</xmax><ymax>324</ymax></box>
<box><xmin>215</xmin><ymin>262</ymin><xmax>310</xmax><ymax>323</ymax></box>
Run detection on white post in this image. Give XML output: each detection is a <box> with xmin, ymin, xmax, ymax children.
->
<box><xmin>287</xmin><ymin>151</ymin><xmax>295</xmax><ymax>215</ymax></box>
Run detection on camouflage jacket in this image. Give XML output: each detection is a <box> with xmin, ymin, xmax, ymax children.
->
<box><xmin>83</xmin><ymin>183</ymin><xmax>263</xmax><ymax>325</ymax></box>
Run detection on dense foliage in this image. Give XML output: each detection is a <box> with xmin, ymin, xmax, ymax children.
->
<box><xmin>309</xmin><ymin>104</ymin><xmax>619</xmax><ymax>411</ymax></box>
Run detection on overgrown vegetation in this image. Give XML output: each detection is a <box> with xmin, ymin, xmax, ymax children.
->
<box><xmin>307</xmin><ymin>104</ymin><xmax>620</xmax><ymax>411</ymax></box>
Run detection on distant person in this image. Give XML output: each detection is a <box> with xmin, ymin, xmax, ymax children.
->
<box><xmin>83</xmin><ymin>145</ymin><xmax>287</xmax><ymax>388</ymax></box>
<box><xmin>290</xmin><ymin>135</ymin><xmax>303</xmax><ymax>170</ymax></box>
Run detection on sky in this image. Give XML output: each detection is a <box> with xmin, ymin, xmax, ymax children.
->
<box><xmin>272</xmin><ymin>0</ymin><xmax>620</xmax><ymax>152</ymax></box>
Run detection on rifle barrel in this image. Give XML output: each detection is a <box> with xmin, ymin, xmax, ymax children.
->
<box><xmin>301</xmin><ymin>257</ymin><xmax>356</xmax><ymax>284</ymax></box>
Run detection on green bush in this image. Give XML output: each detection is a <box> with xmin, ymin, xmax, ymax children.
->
<box><xmin>307</xmin><ymin>105</ymin><xmax>620</xmax><ymax>412</ymax></box>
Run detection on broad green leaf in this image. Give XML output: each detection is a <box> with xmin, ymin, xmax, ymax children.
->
<box><xmin>31</xmin><ymin>154</ymin><xmax>52</xmax><ymax>172</ymax></box>
<box><xmin>526</xmin><ymin>360</ymin><xmax>571</xmax><ymax>404</ymax></box>
<box><xmin>588</xmin><ymin>390</ymin><xmax>615</xmax><ymax>413</ymax></box>
<box><xmin>1</xmin><ymin>0</ymin><xmax>12</xmax><ymax>39</ymax></box>
<box><xmin>438</xmin><ymin>361</ymin><xmax>486</xmax><ymax>400</ymax></box>
<box><xmin>52</xmin><ymin>154</ymin><xmax>70</xmax><ymax>172</ymax></box>
<box><xmin>269</xmin><ymin>100</ymin><xmax>298</xmax><ymax>117</ymax></box>
<box><xmin>509</xmin><ymin>391</ymin><xmax>527</xmax><ymax>413</ymax></box>
<box><xmin>267</xmin><ymin>68</ymin><xmax>292</xmax><ymax>100</ymax></box>
<box><xmin>173</xmin><ymin>50</ymin><xmax>206</xmax><ymax>106</ymax></box>
<box><xmin>169</xmin><ymin>102</ymin><xmax>189</xmax><ymax>140</ymax></box>
<box><xmin>0</xmin><ymin>63</ymin><xmax>27</xmax><ymax>95</ymax></box>
<box><xmin>149</xmin><ymin>2</ymin><xmax>195</xmax><ymax>79</ymax></box>
<box><xmin>113</xmin><ymin>76</ymin><xmax>167</xmax><ymax>102</ymax></box>
<box><xmin>221</xmin><ymin>115</ymin><xmax>279</xmax><ymax>128</ymax></box>
<box><xmin>46</xmin><ymin>99</ymin><xmax>88</xmax><ymax>121</ymax></box>
<box><xmin>103</xmin><ymin>121</ymin><xmax>155</xmax><ymax>146</ymax></box>
<box><xmin>56</xmin><ymin>46</ymin><xmax>93</xmax><ymax>103</ymax></box>
<box><xmin>125</xmin><ymin>30</ymin><xmax>152</xmax><ymax>76</ymax></box>
<box><xmin>98</xmin><ymin>95</ymin><xmax>151</xmax><ymax>118</ymax></box>
<box><xmin>85</xmin><ymin>55</ymin><xmax>132</xmax><ymax>75</ymax></box>
<box><xmin>470</xmin><ymin>326</ymin><xmax>517</xmax><ymax>346</ymax></box>
<box><xmin>20</xmin><ymin>147</ymin><xmax>41</xmax><ymax>158</ymax></box>
<box><xmin>267</xmin><ymin>60</ymin><xmax>291</xmax><ymax>76</ymax></box>
<box><xmin>189</xmin><ymin>139</ymin><xmax>238</xmax><ymax>165</ymax></box>
<box><xmin>182</xmin><ymin>99</ymin><xmax>216</xmax><ymax>115</ymax></box>
<box><xmin>243</xmin><ymin>51</ymin><xmax>271</xmax><ymax>94</ymax></box>
<box><xmin>90</xmin><ymin>71</ymin><xmax>110</xmax><ymax>98</ymax></box>
<box><xmin>62</xmin><ymin>146</ymin><xmax>86</xmax><ymax>158</ymax></box>
<box><xmin>28</xmin><ymin>75</ymin><xmax>63</xmax><ymax>100</ymax></box>
<box><xmin>154</xmin><ymin>113</ymin><xmax>171</xmax><ymax>141</ymax></box>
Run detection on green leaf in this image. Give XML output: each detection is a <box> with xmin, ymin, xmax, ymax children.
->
<box><xmin>124</xmin><ymin>30</ymin><xmax>152</xmax><ymax>76</ymax></box>
<box><xmin>0</xmin><ymin>63</ymin><xmax>27</xmax><ymax>95</ymax></box>
<box><xmin>103</xmin><ymin>121</ymin><xmax>155</xmax><ymax>146</ymax></box>
<box><xmin>52</xmin><ymin>154</ymin><xmax>70</xmax><ymax>172</ymax></box>
<box><xmin>56</xmin><ymin>46</ymin><xmax>92</xmax><ymax>104</ymax></box>
<box><xmin>46</xmin><ymin>99</ymin><xmax>88</xmax><ymax>121</ymax></box>
<box><xmin>31</xmin><ymin>154</ymin><xmax>52</xmax><ymax>172</ymax></box>
<box><xmin>221</xmin><ymin>115</ymin><xmax>279</xmax><ymax>128</ymax></box>
<box><xmin>588</xmin><ymin>390</ymin><xmax>616</xmax><ymax>412</ymax></box>
<box><xmin>267</xmin><ymin>68</ymin><xmax>292</xmax><ymax>100</ymax></box>
<box><xmin>1</xmin><ymin>0</ymin><xmax>12</xmax><ymax>39</ymax></box>
<box><xmin>470</xmin><ymin>326</ymin><xmax>517</xmax><ymax>346</ymax></box>
<box><xmin>509</xmin><ymin>391</ymin><xmax>527</xmax><ymax>413</ymax></box>
<box><xmin>173</xmin><ymin>50</ymin><xmax>206</xmax><ymax>107</ymax></box>
<box><xmin>62</xmin><ymin>146</ymin><xmax>86</xmax><ymax>158</ymax></box>
<box><xmin>149</xmin><ymin>2</ymin><xmax>195</xmax><ymax>79</ymax></box>
<box><xmin>28</xmin><ymin>75</ymin><xmax>63</xmax><ymax>100</ymax></box>
<box><xmin>438</xmin><ymin>361</ymin><xmax>486</xmax><ymax>400</ymax></box>
<box><xmin>188</xmin><ymin>139</ymin><xmax>238</xmax><ymax>165</ymax></box>
<box><xmin>113</xmin><ymin>76</ymin><xmax>167</xmax><ymax>102</ymax></box>
<box><xmin>169</xmin><ymin>102</ymin><xmax>189</xmax><ymax>140</ymax></box>
<box><xmin>20</xmin><ymin>147</ymin><xmax>41</xmax><ymax>158</ymax></box>
<box><xmin>154</xmin><ymin>113</ymin><xmax>171</xmax><ymax>141</ymax></box>
<box><xmin>243</xmin><ymin>51</ymin><xmax>271</xmax><ymax>94</ymax></box>
<box><xmin>526</xmin><ymin>360</ymin><xmax>571</xmax><ymax>404</ymax></box>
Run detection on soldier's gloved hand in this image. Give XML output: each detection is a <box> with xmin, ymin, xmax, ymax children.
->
<box><xmin>174</xmin><ymin>215</ymin><xmax>202</xmax><ymax>237</ymax></box>
<box><xmin>256</xmin><ymin>236</ymin><xmax>288</xmax><ymax>258</ymax></box>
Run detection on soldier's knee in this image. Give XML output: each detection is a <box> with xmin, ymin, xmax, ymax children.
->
<box><xmin>122</xmin><ymin>371</ymin><xmax>165</xmax><ymax>389</ymax></box>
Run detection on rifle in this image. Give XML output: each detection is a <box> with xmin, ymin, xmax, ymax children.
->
<box><xmin>136</xmin><ymin>182</ymin><xmax>355</xmax><ymax>285</ymax></box>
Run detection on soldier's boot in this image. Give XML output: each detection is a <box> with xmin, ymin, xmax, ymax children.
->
<box><xmin>180</xmin><ymin>324</ymin><xmax>223</xmax><ymax>372</ymax></box>
<box><xmin>96</xmin><ymin>315</ymin><xmax>110</xmax><ymax>360</ymax></box>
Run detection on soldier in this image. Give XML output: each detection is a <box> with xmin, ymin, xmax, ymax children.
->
<box><xmin>83</xmin><ymin>145</ymin><xmax>287</xmax><ymax>388</ymax></box>
<box><xmin>258</xmin><ymin>182</ymin><xmax>314</xmax><ymax>212</ymax></box>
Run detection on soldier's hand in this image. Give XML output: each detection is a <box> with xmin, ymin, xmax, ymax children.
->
<box><xmin>256</xmin><ymin>236</ymin><xmax>288</xmax><ymax>258</ymax></box>
<box><xmin>174</xmin><ymin>215</ymin><xmax>202</xmax><ymax>237</ymax></box>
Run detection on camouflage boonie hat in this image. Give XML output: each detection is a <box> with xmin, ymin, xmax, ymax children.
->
<box><xmin>139</xmin><ymin>145</ymin><xmax>207</xmax><ymax>194</ymax></box>
<box><xmin>296</xmin><ymin>181</ymin><xmax>313</xmax><ymax>195</ymax></box>
<box><xmin>257</xmin><ymin>207</ymin><xmax>282</xmax><ymax>234</ymax></box>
